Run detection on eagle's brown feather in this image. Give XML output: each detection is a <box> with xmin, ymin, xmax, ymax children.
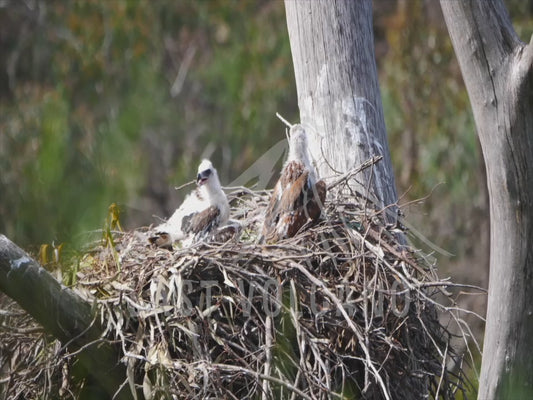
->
<box><xmin>182</xmin><ymin>205</ymin><xmax>221</xmax><ymax>237</ymax></box>
<box><xmin>262</xmin><ymin>161</ymin><xmax>326</xmax><ymax>243</ymax></box>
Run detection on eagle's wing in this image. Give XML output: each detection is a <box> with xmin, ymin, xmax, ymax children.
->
<box><xmin>182</xmin><ymin>205</ymin><xmax>221</xmax><ymax>242</ymax></box>
<box><xmin>155</xmin><ymin>189</ymin><xmax>207</xmax><ymax>241</ymax></box>
<box><xmin>261</xmin><ymin>168</ymin><xmax>309</xmax><ymax>242</ymax></box>
<box><xmin>263</xmin><ymin>174</ymin><xmax>326</xmax><ymax>242</ymax></box>
<box><xmin>277</xmin><ymin>170</ymin><xmax>311</xmax><ymax>238</ymax></box>
<box><xmin>282</xmin><ymin>176</ymin><xmax>327</xmax><ymax>238</ymax></box>
<box><xmin>278</xmin><ymin>169</ymin><xmax>310</xmax><ymax>212</ymax></box>
<box><xmin>261</xmin><ymin>160</ymin><xmax>305</xmax><ymax>241</ymax></box>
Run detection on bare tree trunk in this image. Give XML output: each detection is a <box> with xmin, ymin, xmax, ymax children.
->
<box><xmin>440</xmin><ymin>2</ymin><xmax>533</xmax><ymax>398</ymax></box>
<box><xmin>0</xmin><ymin>235</ymin><xmax>130</xmax><ymax>399</ymax></box>
<box><xmin>284</xmin><ymin>0</ymin><xmax>399</xmax><ymax>210</ymax></box>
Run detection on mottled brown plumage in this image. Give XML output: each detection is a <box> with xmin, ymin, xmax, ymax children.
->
<box><xmin>182</xmin><ymin>205</ymin><xmax>221</xmax><ymax>238</ymax></box>
<box><xmin>261</xmin><ymin>125</ymin><xmax>327</xmax><ymax>243</ymax></box>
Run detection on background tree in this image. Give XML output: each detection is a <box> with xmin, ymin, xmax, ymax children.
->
<box><xmin>441</xmin><ymin>1</ymin><xmax>533</xmax><ymax>398</ymax></box>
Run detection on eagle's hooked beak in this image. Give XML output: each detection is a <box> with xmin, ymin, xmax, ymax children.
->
<box><xmin>197</xmin><ymin>168</ymin><xmax>212</xmax><ymax>186</ymax></box>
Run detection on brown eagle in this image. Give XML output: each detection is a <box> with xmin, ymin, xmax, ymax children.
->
<box><xmin>261</xmin><ymin>125</ymin><xmax>326</xmax><ymax>243</ymax></box>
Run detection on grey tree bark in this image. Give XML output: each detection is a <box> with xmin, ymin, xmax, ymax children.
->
<box><xmin>0</xmin><ymin>234</ymin><xmax>130</xmax><ymax>399</ymax></box>
<box><xmin>440</xmin><ymin>2</ymin><xmax>533</xmax><ymax>398</ymax></box>
<box><xmin>284</xmin><ymin>0</ymin><xmax>399</xmax><ymax>211</ymax></box>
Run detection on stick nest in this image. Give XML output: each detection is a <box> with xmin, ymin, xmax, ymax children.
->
<box><xmin>1</xmin><ymin>166</ymin><xmax>477</xmax><ymax>399</ymax></box>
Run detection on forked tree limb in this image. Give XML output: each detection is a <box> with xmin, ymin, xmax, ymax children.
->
<box><xmin>0</xmin><ymin>234</ymin><xmax>130</xmax><ymax>399</ymax></box>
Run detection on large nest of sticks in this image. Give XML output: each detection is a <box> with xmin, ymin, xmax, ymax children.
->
<box><xmin>0</xmin><ymin>163</ymin><xmax>476</xmax><ymax>399</ymax></box>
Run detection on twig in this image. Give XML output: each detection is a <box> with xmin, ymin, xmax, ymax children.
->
<box><xmin>174</xmin><ymin>179</ymin><xmax>195</xmax><ymax>191</ymax></box>
<box><xmin>211</xmin><ymin>363</ymin><xmax>314</xmax><ymax>400</ymax></box>
<box><xmin>275</xmin><ymin>112</ymin><xmax>294</xmax><ymax>129</ymax></box>
<box><xmin>326</xmin><ymin>156</ymin><xmax>383</xmax><ymax>190</ymax></box>
<box><xmin>262</xmin><ymin>315</ymin><xmax>273</xmax><ymax>400</ymax></box>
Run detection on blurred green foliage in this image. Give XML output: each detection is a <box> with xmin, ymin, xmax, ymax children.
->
<box><xmin>0</xmin><ymin>0</ymin><xmax>532</xmax><ymax>266</ymax></box>
<box><xmin>379</xmin><ymin>1</ymin><xmax>482</xmax><ymax>262</ymax></box>
<box><xmin>0</xmin><ymin>0</ymin><xmax>296</xmax><ymax>248</ymax></box>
